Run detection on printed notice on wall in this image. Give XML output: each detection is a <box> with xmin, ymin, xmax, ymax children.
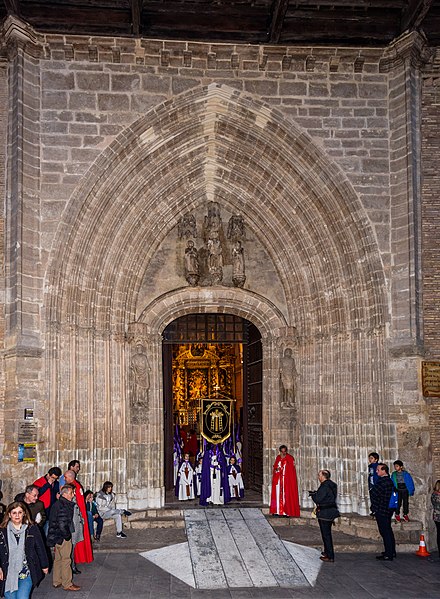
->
<box><xmin>17</xmin><ymin>420</ymin><xmax>38</xmax><ymax>443</ymax></box>
<box><xmin>422</xmin><ymin>361</ymin><xmax>440</xmax><ymax>398</ymax></box>
<box><xmin>18</xmin><ymin>443</ymin><xmax>37</xmax><ymax>462</ymax></box>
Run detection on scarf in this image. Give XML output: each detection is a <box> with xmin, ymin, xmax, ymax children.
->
<box><xmin>6</xmin><ymin>521</ymin><xmax>28</xmax><ymax>593</ymax></box>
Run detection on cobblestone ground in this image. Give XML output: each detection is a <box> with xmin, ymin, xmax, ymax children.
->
<box><xmin>31</xmin><ymin>525</ymin><xmax>440</xmax><ymax>599</ymax></box>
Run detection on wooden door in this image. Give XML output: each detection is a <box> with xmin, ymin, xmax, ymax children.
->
<box><xmin>243</xmin><ymin>323</ymin><xmax>263</xmax><ymax>492</ymax></box>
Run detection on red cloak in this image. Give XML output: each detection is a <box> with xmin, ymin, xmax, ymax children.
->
<box><xmin>270</xmin><ymin>453</ymin><xmax>300</xmax><ymax>517</ymax></box>
<box><xmin>73</xmin><ymin>479</ymin><xmax>93</xmax><ymax>564</ymax></box>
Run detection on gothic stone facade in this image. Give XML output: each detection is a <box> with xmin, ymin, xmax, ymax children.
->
<box><xmin>0</xmin><ymin>17</ymin><xmax>439</xmax><ymax>533</ymax></box>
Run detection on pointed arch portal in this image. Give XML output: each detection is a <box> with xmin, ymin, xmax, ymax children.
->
<box><xmin>43</xmin><ymin>83</ymin><xmax>395</xmax><ymax>512</ymax></box>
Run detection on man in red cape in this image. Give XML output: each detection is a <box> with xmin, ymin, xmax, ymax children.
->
<box><xmin>64</xmin><ymin>470</ymin><xmax>93</xmax><ymax>564</ymax></box>
<box><xmin>270</xmin><ymin>445</ymin><xmax>300</xmax><ymax>517</ymax></box>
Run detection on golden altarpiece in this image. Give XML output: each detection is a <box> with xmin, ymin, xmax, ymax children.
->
<box><xmin>171</xmin><ymin>342</ymin><xmax>243</xmax><ymax>433</ymax></box>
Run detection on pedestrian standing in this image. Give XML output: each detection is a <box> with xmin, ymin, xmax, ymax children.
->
<box><xmin>431</xmin><ymin>479</ymin><xmax>440</xmax><ymax>560</ymax></box>
<box><xmin>46</xmin><ymin>484</ymin><xmax>80</xmax><ymax>592</ymax></box>
<box><xmin>391</xmin><ymin>460</ymin><xmax>415</xmax><ymax>522</ymax></box>
<box><xmin>310</xmin><ymin>470</ymin><xmax>340</xmax><ymax>562</ymax></box>
<box><xmin>369</xmin><ymin>463</ymin><xmax>396</xmax><ymax>561</ymax></box>
<box><xmin>0</xmin><ymin>501</ymin><xmax>49</xmax><ymax>598</ymax></box>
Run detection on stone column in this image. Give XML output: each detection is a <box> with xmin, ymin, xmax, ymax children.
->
<box><xmin>1</xmin><ymin>18</ymin><xmax>44</xmax><ymax>496</ymax></box>
<box><xmin>382</xmin><ymin>31</ymin><xmax>433</xmax><ymax>528</ymax></box>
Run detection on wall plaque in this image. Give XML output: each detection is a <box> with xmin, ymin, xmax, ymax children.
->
<box><xmin>17</xmin><ymin>421</ymin><xmax>38</xmax><ymax>443</ymax></box>
<box><xmin>422</xmin><ymin>361</ymin><xmax>440</xmax><ymax>398</ymax></box>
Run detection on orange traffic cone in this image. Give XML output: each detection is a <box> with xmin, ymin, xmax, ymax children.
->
<box><xmin>415</xmin><ymin>534</ymin><xmax>431</xmax><ymax>557</ymax></box>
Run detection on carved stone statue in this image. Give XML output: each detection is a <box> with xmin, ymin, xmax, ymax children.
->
<box><xmin>280</xmin><ymin>347</ymin><xmax>297</xmax><ymax>408</ymax></box>
<box><xmin>207</xmin><ymin>236</ymin><xmax>223</xmax><ymax>284</ymax></box>
<box><xmin>227</xmin><ymin>214</ymin><xmax>245</xmax><ymax>241</ymax></box>
<box><xmin>232</xmin><ymin>240</ymin><xmax>246</xmax><ymax>288</ymax></box>
<box><xmin>130</xmin><ymin>344</ymin><xmax>151</xmax><ymax>414</ymax></box>
<box><xmin>204</xmin><ymin>202</ymin><xmax>222</xmax><ymax>238</ymax></box>
<box><xmin>184</xmin><ymin>239</ymin><xmax>200</xmax><ymax>286</ymax></box>
<box><xmin>178</xmin><ymin>213</ymin><xmax>197</xmax><ymax>239</ymax></box>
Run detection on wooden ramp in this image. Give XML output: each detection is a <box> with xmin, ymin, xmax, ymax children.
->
<box><xmin>184</xmin><ymin>507</ymin><xmax>309</xmax><ymax>589</ymax></box>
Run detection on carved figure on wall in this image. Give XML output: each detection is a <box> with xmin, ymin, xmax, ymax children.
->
<box><xmin>178</xmin><ymin>213</ymin><xmax>197</xmax><ymax>239</ymax></box>
<box><xmin>207</xmin><ymin>236</ymin><xmax>223</xmax><ymax>284</ymax></box>
<box><xmin>130</xmin><ymin>344</ymin><xmax>151</xmax><ymax>414</ymax></box>
<box><xmin>280</xmin><ymin>347</ymin><xmax>297</xmax><ymax>408</ymax></box>
<box><xmin>232</xmin><ymin>240</ymin><xmax>246</xmax><ymax>288</ymax></box>
<box><xmin>204</xmin><ymin>202</ymin><xmax>222</xmax><ymax>238</ymax></box>
<box><xmin>227</xmin><ymin>214</ymin><xmax>245</xmax><ymax>241</ymax></box>
<box><xmin>184</xmin><ymin>239</ymin><xmax>200</xmax><ymax>286</ymax></box>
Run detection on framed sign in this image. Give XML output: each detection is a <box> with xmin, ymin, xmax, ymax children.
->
<box><xmin>201</xmin><ymin>397</ymin><xmax>233</xmax><ymax>444</ymax></box>
<box><xmin>18</xmin><ymin>443</ymin><xmax>37</xmax><ymax>462</ymax></box>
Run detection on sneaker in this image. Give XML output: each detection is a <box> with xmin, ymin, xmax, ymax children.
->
<box><xmin>394</xmin><ymin>515</ymin><xmax>401</xmax><ymax>523</ymax></box>
<box><xmin>123</xmin><ymin>510</ymin><xmax>132</xmax><ymax>517</ymax></box>
<box><xmin>403</xmin><ymin>514</ymin><xmax>409</xmax><ymax>522</ymax></box>
<box><xmin>116</xmin><ymin>531</ymin><xmax>127</xmax><ymax>538</ymax></box>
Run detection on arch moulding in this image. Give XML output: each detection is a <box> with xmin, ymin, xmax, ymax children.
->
<box><xmin>128</xmin><ymin>286</ymin><xmax>292</xmax><ymax>508</ymax></box>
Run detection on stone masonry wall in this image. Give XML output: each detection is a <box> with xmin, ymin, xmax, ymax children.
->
<box><xmin>38</xmin><ymin>37</ymin><xmax>391</xmax><ymax>268</ymax></box>
<box><xmin>0</xmin><ymin>20</ymin><xmax>433</xmax><ymax>525</ymax></box>
<box><xmin>422</xmin><ymin>48</ymin><xmax>440</xmax><ymax>483</ymax></box>
<box><xmin>0</xmin><ymin>55</ymin><xmax>7</xmax><ymax>463</ymax></box>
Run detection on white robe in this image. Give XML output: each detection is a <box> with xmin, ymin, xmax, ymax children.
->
<box><xmin>194</xmin><ymin>463</ymin><xmax>203</xmax><ymax>497</ymax></box>
<box><xmin>207</xmin><ymin>454</ymin><xmax>224</xmax><ymax>505</ymax></box>
<box><xmin>178</xmin><ymin>461</ymin><xmax>195</xmax><ymax>500</ymax></box>
<box><xmin>228</xmin><ymin>465</ymin><xmax>244</xmax><ymax>499</ymax></box>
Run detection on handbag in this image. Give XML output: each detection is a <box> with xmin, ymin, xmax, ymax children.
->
<box><xmin>311</xmin><ymin>506</ymin><xmax>317</xmax><ymax>519</ymax></box>
<box><xmin>389</xmin><ymin>490</ymin><xmax>398</xmax><ymax>509</ymax></box>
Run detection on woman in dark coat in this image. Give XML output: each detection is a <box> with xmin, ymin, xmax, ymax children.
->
<box><xmin>310</xmin><ymin>469</ymin><xmax>340</xmax><ymax>563</ymax></box>
<box><xmin>0</xmin><ymin>501</ymin><xmax>49</xmax><ymax>598</ymax></box>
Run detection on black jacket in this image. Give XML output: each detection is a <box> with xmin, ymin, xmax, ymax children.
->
<box><xmin>0</xmin><ymin>524</ymin><xmax>49</xmax><ymax>597</ymax></box>
<box><xmin>14</xmin><ymin>494</ymin><xmax>47</xmax><ymax>529</ymax></box>
<box><xmin>311</xmin><ymin>479</ymin><xmax>340</xmax><ymax>521</ymax></box>
<box><xmin>369</xmin><ymin>475</ymin><xmax>394</xmax><ymax>517</ymax></box>
<box><xmin>46</xmin><ymin>497</ymin><xmax>75</xmax><ymax>547</ymax></box>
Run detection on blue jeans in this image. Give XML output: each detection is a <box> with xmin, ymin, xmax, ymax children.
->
<box><xmin>5</xmin><ymin>575</ymin><xmax>33</xmax><ymax>599</ymax></box>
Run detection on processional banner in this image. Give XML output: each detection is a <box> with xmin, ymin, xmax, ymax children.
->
<box><xmin>200</xmin><ymin>398</ymin><xmax>232</xmax><ymax>444</ymax></box>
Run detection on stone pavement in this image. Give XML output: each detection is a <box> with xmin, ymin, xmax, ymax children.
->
<box><xmin>31</xmin><ymin>516</ymin><xmax>440</xmax><ymax>599</ymax></box>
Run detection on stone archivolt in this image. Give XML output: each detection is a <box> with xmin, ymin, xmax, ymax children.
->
<box><xmin>43</xmin><ymin>83</ymin><xmax>394</xmax><ymax>511</ymax></box>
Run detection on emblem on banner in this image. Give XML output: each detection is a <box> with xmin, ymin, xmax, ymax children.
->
<box><xmin>201</xmin><ymin>397</ymin><xmax>232</xmax><ymax>444</ymax></box>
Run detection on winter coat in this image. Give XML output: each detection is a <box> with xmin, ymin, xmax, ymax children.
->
<box><xmin>311</xmin><ymin>479</ymin><xmax>340</xmax><ymax>521</ymax></box>
<box><xmin>14</xmin><ymin>494</ymin><xmax>47</xmax><ymax>528</ymax></box>
<box><xmin>95</xmin><ymin>491</ymin><xmax>117</xmax><ymax>518</ymax></box>
<box><xmin>369</xmin><ymin>475</ymin><xmax>394</xmax><ymax>517</ymax></box>
<box><xmin>46</xmin><ymin>497</ymin><xmax>75</xmax><ymax>547</ymax></box>
<box><xmin>431</xmin><ymin>491</ymin><xmax>440</xmax><ymax>523</ymax></box>
<box><xmin>391</xmin><ymin>470</ymin><xmax>415</xmax><ymax>495</ymax></box>
<box><xmin>0</xmin><ymin>524</ymin><xmax>49</xmax><ymax>597</ymax></box>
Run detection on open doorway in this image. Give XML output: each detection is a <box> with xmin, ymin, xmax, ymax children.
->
<box><xmin>163</xmin><ymin>313</ymin><xmax>263</xmax><ymax>499</ymax></box>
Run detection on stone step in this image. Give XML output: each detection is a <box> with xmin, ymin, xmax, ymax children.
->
<box><xmin>128</xmin><ymin>517</ymin><xmax>185</xmax><ymax>529</ymax></box>
<box><xmin>121</xmin><ymin>506</ymin><xmax>422</xmax><ymax>543</ymax></box>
